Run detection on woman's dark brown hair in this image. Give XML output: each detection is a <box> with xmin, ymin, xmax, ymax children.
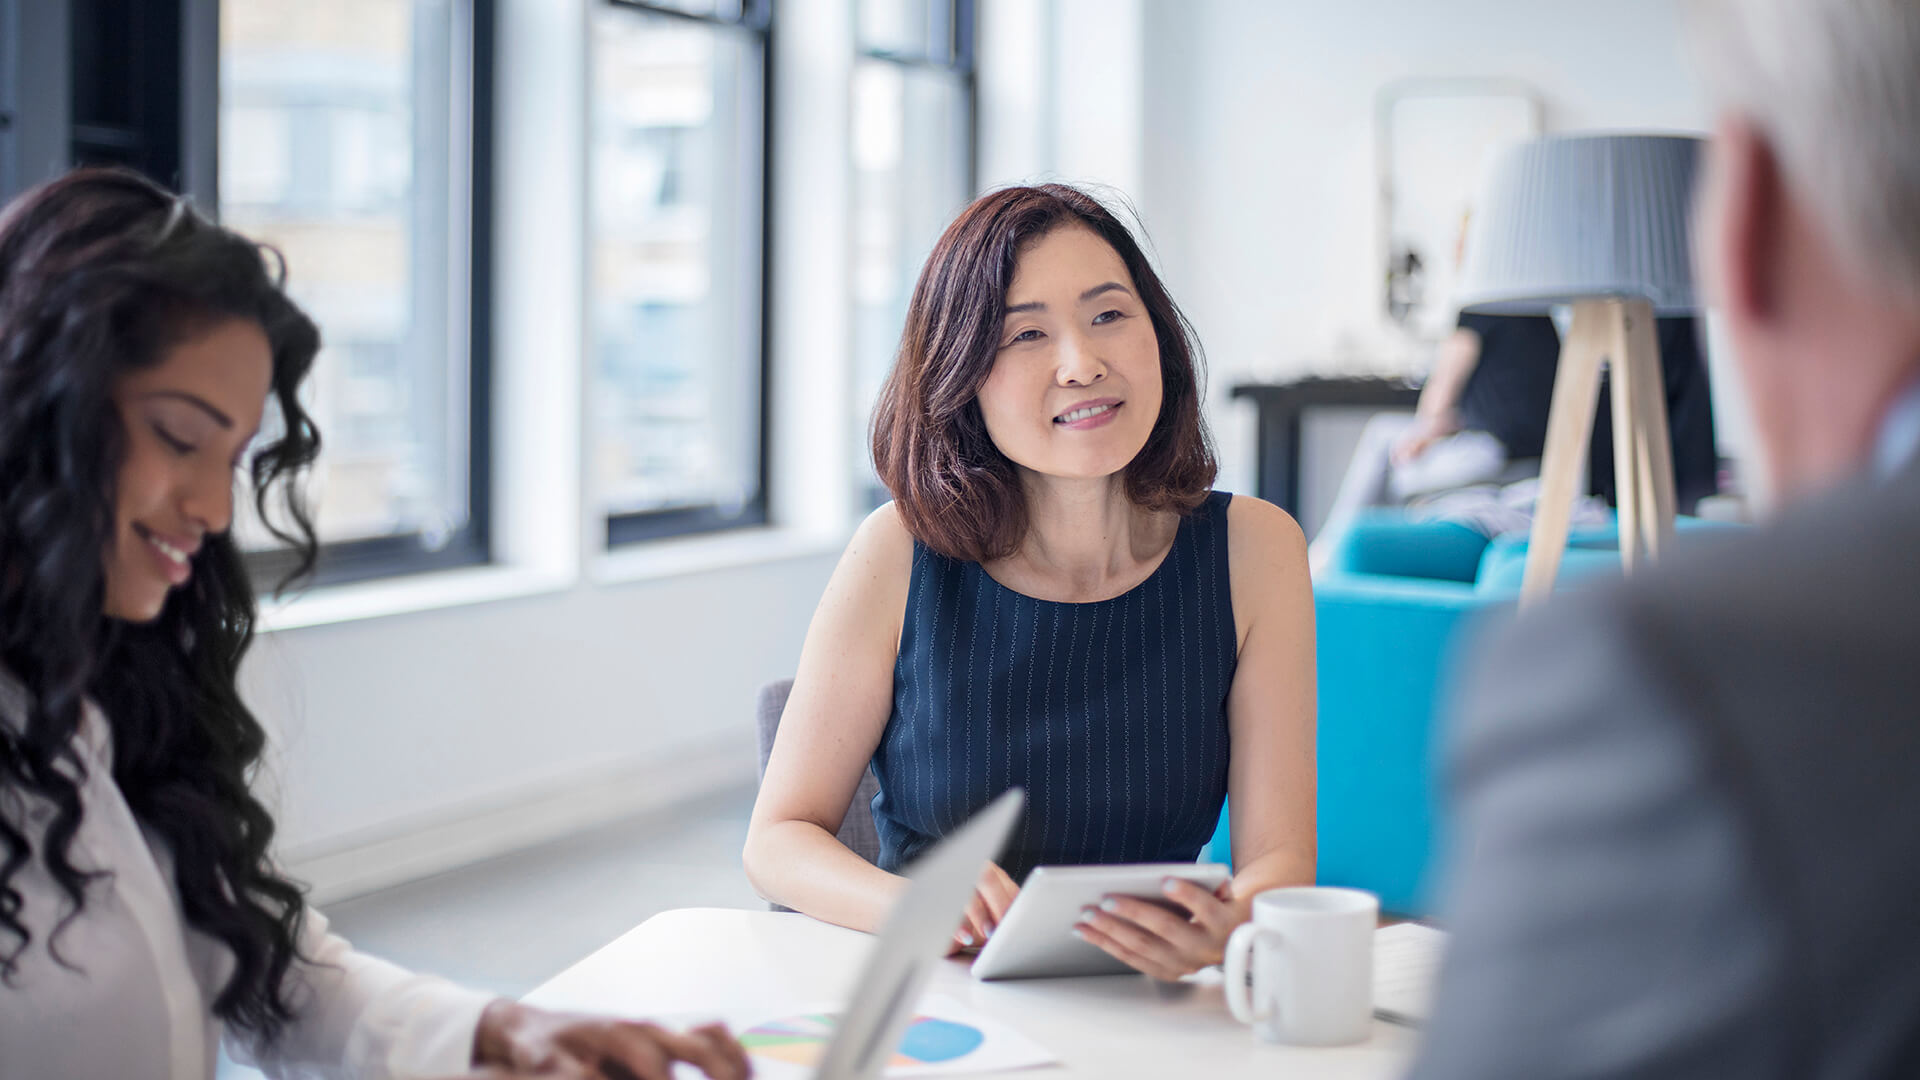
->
<box><xmin>871</xmin><ymin>183</ymin><xmax>1216</xmax><ymax>564</ymax></box>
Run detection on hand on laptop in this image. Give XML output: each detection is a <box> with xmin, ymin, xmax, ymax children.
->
<box><xmin>1073</xmin><ymin>877</ymin><xmax>1241</xmax><ymax>981</ymax></box>
<box><xmin>951</xmin><ymin>860</ymin><xmax>1020</xmax><ymax>953</ymax></box>
<box><xmin>472</xmin><ymin>1000</ymin><xmax>750</xmax><ymax>1080</ymax></box>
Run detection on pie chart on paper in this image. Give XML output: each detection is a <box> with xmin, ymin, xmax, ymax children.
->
<box><xmin>740</xmin><ymin>1013</ymin><xmax>987</xmax><ymax>1067</ymax></box>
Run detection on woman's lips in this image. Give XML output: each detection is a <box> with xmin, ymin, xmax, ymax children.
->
<box><xmin>134</xmin><ymin>523</ymin><xmax>195</xmax><ymax>586</ymax></box>
<box><xmin>1053</xmin><ymin>400</ymin><xmax>1123</xmax><ymax>430</ymax></box>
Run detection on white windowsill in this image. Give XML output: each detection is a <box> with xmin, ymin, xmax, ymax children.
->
<box><xmin>254</xmin><ymin>526</ymin><xmax>850</xmax><ymax>633</ymax></box>
<box><xmin>257</xmin><ymin>563</ymin><xmax>576</xmax><ymax>633</ymax></box>
<box><xmin>589</xmin><ymin>525</ymin><xmax>848</xmax><ymax>586</ymax></box>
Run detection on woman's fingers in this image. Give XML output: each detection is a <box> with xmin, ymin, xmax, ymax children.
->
<box><xmin>980</xmin><ymin>862</ymin><xmax>1021</xmax><ymax>924</ymax></box>
<box><xmin>593</xmin><ymin>1024</ymin><xmax>673</xmax><ymax>1080</ymax></box>
<box><xmin>1075</xmin><ymin>891</ymin><xmax>1235</xmax><ymax>979</ymax></box>
<box><xmin>1097</xmin><ymin>896</ymin><xmax>1213</xmax><ymax>957</ymax></box>
<box><xmin>1074</xmin><ymin>916</ymin><xmax>1185</xmax><ymax>982</ymax></box>
<box><xmin>1162</xmin><ymin>877</ymin><xmax>1240</xmax><ymax>940</ymax></box>
<box><xmin>958</xmin><ymin>862</ymin><xmax>1021</xmax><ymax>949</ymax></box>
<box><xmin>598</xmin><ymin>1021</ymin><xmax>747</xmax><ymax>1080</ymax></box>
<box><xmin>956</xmin><ymin>892</ymin><xmax>991</xmax><ymax>948</ymax></box>
<box><xmin>683</xmin><ymin>1023</ymin><xmax>752</xmax><ymax>1080</ymax></box>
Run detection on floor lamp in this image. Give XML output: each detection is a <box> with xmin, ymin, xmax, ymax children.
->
<box><xmin>1453</xmin><ymin>134</ymin><xmax>1705</xmax><ymax>607</ymax></box>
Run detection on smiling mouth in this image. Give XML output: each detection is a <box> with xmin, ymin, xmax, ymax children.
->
<box><xmin>133</xmin><ymin>522</ymin><xmax>195</xmax><ymax>579</ymax></box>
<box><xmin>1054</xmin><ymin>402</ymin><xmax>1120</xmax><ymax>424</ymax></box>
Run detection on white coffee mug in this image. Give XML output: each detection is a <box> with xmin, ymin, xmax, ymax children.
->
<box><xmin>1223</xmin><ymin>886</ymin><xmax>1377</xmax><ymax>1046</ymax></box>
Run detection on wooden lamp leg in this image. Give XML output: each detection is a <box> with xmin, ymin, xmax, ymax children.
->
<box><xmin>1520</xmin><ymin>300</ymin><xmax>1610</xmax><ymax>608</ymax></box>
<box><xmin>1608</xmin><ymin>301</ymin><xmax>1644</xmax><ymax>572</ymax></box>
<box><xmin>1621</xmin><ymin>298</ymin><xmax>1676</xmax><ymax>559</ymax></box>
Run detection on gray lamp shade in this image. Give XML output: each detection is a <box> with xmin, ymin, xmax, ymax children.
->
<box><xmin>1456</xmin><ymin>133</ymin><xmax>1705</xmax><ymax>316</ymax></box>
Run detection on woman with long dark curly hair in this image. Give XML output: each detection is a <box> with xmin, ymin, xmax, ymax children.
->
<box><xmin>0</xmin><ymin>169</ymin><xmax>746</xmax><ymax>1080</ymax></box>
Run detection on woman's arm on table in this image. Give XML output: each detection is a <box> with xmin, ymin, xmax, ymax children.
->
<box><xmin>742</xmin><ymin>503</ymin><xmax>916</xmax><ymax>932</ymax></box>
<box><xmin>1078</xmin><ymin>496</ymin><xmax>1316</xmax><ymax>978</ymax></box>
<box><xmin>229</xmin><ymin>906</ymin><xmax>747</xmax><ymax>1080</ymax></box>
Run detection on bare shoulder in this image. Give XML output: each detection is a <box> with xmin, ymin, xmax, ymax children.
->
<box><xmin>842</xmin><ymin>500</ymin><xmax>916</xmax><ymax>580</ymax></box>
<box><xmin>1225</xmin><ymin>494</ymin><xmax>1307</xmax><ymax>569</ymax></box>
<box><xmin>818</xmin><ymin>501</ymin><xmax>917</xmax><ymax>632</ymax></box>
<box><xmin>1223</xmin><ymin>495</ymin><xmax>1310</xmax><ymax>642</ymax></box>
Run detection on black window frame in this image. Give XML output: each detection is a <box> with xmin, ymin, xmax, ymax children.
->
<box><xmin>235</xmin><ymin>0</ymin><xmax>498</xmax><ymax>589</ymax></box>
<box><xmin>598</xmin><ymin>0</ymin><xmax>775</xmax><ymax>550</ymax></box>
<box><xmin>853</xmin><ymin>0</ymin><xmax>977</xmax><ymax>204</ymax></box>
<box><xmin>856</xmin><ymin>0</ymin><xmax>977</xmax><ymax>111</ymax></box>
<box><xmin>852</xmin><ymin>0</ymin><xmax>977</xmax><ymax>508</ymax></box>
<box><xmin>67</xmin><ymin>0</ymin><xmax>497</xmax><ymax>591</ymax></box>
<box><xmin>0</xmin><ymin>0</ymin><xmax>15</xmax><ymax>199</ymax></box>
<box><xmin>69</xmin><ymin>0</ymin><xmax>184</xmax><ymax>186</ymax></box>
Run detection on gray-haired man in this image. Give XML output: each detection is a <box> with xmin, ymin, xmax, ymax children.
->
<box><xmin>1408</xmin><ymin>1</ymin><xmax>1920</xmax><ymax>1077</ymax></box>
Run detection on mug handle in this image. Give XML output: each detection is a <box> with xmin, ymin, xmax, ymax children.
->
<box><xmin>1224</xmin><ymin>922</ymin><xmax>1273</xmax><ymax>1026</ymax></box>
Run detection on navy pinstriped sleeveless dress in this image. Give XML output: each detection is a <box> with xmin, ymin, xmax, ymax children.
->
<box><xmin>871</xmin><ymin>490</ymin><xmax>1238</xmax><ymax>882</ymax></box>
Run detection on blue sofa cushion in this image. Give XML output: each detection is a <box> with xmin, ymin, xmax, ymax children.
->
<box><xmin>1475</xmin><ymin>543</ymin><xmax>1624</xmax><ymax>595</ymax></box>
<box><xmin>1476</xmin><ymin>516</ymin><xmax>1744</xmax><ymax>595</ymax></box>
<box><xmin>1330</xmin><ymin>512</ymin><xmax>1492</xmax><ymax>584</ymax></box>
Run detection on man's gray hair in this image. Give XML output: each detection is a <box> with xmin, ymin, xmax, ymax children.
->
<box><xmin>1688</xmin><ymin>0</ymin><xmax>1920</xmax><ymax>306</ymax></box>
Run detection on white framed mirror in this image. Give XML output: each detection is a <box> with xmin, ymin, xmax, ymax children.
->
<box><xmin>1378</xmin><ymin>79</ymin><xmax>1542</xmax><ymax>339</ymax></box>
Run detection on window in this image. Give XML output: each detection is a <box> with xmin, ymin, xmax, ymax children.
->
<box><xmin>71</xmin><ymin>0</ymin><xmax>184</xmax><ymax>186</ymax></box>
<box><xmin>590</xmin><ymin>0</ymin><xmax>771</xmax><ymax>546</ymax></box>
<box><xmin>0</xmin><ymin>0</ymin><xmax>17</xmax><ymax>200</ymax></box>
<box><xmin>851</xmin><ymin>0</ymin><xmax>974</xmax><ymax>503</ymax></box>
<box><xmin>219</xmin><ymin>0</ymin><xmax>493</xmax><ymax>585</ymax></box>
<box><xmin>0</xmin><ymin>2</ymin><xmax>12</xmax><ymax>199</ymax></box>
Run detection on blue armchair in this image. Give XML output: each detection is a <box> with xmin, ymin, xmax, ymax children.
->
<box><xmin>1206</xmin><ymin>511</ymin><xmax>1731</xmax><ymax>916</ymax></box>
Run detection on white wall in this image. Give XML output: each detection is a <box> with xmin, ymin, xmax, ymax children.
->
<box><xmin>246</xmin><ymin>554</ymin><xmax>833</xmax><ymax>901</ymax></box>
<box><xmin>1024</xmin><ymin>0</ymin><xmax>1717</xmax><ymax>493</ymax></box>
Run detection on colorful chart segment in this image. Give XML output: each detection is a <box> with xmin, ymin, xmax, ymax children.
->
<box><xmin>740</xmin><ymin>1013</ymin><xmax>986</xmax><ymax>1068</ymax></box>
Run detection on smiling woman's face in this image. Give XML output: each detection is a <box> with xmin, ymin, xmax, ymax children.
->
<box><xmin>977</xmin><ymin>223</ymin><xmax>1163</xmax><ymax>483</ymax></box>
<box><xmin>103</xmin><ymin>317</ymin><xmax>271</xmax><ymax>622</ymax></box>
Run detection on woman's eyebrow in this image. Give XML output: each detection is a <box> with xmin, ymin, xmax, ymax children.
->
<box><xmin>140</xmin><ymin>390</ymin><xmax>233</xmax><ymax>429</ymax></box>
<box><xmin>1003</xmin><ymin>282</ymin><xmax>1133</xmax><ymax>317</ymax></box>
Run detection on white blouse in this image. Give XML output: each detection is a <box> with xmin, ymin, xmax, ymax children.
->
<box><xmin>0</xmin><ymin>680</ymin><xmax>493</xmax><ymax>1080</ymax></box>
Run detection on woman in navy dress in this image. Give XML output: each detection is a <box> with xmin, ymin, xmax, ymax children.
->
<box><xmin>745</xmin><ymin>185</ymin><xmax>1315</xmax><ymax>980</ymax></box>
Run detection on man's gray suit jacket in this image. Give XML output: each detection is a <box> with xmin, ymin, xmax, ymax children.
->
<box><xmin>1409</xmin><ymin>458</ymin><xmax>1920</xmax><ymax>1080</ymax></box>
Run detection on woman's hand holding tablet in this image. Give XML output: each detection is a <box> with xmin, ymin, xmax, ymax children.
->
<box><xmin>969</xmin><ymin>863</ymin><xmax>1232</xmax><ymax>980</ymax></box>
<box><xmin>1074</xmin><ymin>874</ymin><xmax>1243</xmax><ymax>981</ymax></box>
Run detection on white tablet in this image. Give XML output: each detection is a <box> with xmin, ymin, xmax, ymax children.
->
<box><xmin>969</xmin><ymin>862</ymin><xmax>1232</xmax><ymax>981</ymax></box>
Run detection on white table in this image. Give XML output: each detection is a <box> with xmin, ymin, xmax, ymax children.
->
<box><xmin>525</xmin><ymin>908</ymin><xmax>1418</xmax><ymax>1079</ymax></box>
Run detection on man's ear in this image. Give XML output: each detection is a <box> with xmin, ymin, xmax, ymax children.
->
<box><xmin>1705</xmin><ymin>116</ymin><xmax>1787</xmax><ymax>327</ymax></box>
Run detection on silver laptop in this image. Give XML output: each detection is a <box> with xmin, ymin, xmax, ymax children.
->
<box><xmin>807</xmin><ymin>788</ymin><xmax>1022</xmax><ymax>1080</ymax></box>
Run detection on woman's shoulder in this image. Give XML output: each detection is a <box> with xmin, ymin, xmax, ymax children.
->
<box><xmin>848</xmin><ymin>500</ymin><xmax>918</xmax><ymax>566</ymax></box>
<box><xmin>1221</xmin><ymin>493</ymin><xmax>1304</xmax><ymax>546</ymax></box>
<box><xmin>1221</xmin><ymin>494</ymin><xmax>1308</xmax><ymax>591</ymax></box>
<box><xmin>798</xmin><ymin>501</ymin><xmax>920</xmax><ymax>668</ymax></box>
<box><xmin>823</xmin><ymin>501</ymin><xmax>919</xmax><ymax>612</ymax></box>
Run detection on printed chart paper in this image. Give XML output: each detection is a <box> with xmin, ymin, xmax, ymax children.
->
<box><xmin>682</xmin><ymin>993</ymin><xmax>1056</xmax><ymax>1078</ymax></box>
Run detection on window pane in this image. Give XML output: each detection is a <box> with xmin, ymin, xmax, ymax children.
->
<box><xmin>622</xmin><ymin>0</ymin><xmax>745</xmax><ymax>20</ymax></box>
<box><xmin>858</xmin><ymin>0</ymin><xmax>948</xmax><ymax>62</ymax></box>
<box><xmin>590</xmin><ymin>6</ymin><xmax>763</xmax><ymax>522</ymax></box>
<box><xmin>851</xmin><ymin>60</ymin><xmax>970</xmax><ymax>496</ymax></box>
<box><xmin>219</xmin><ymin>0</ymin><xmax>471</xmax><ymax>550</ymax></box>
<box><xmin>0</xmin><ymin>5</ymin><xmax>17</xmax><ymax>202</ymax></box>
